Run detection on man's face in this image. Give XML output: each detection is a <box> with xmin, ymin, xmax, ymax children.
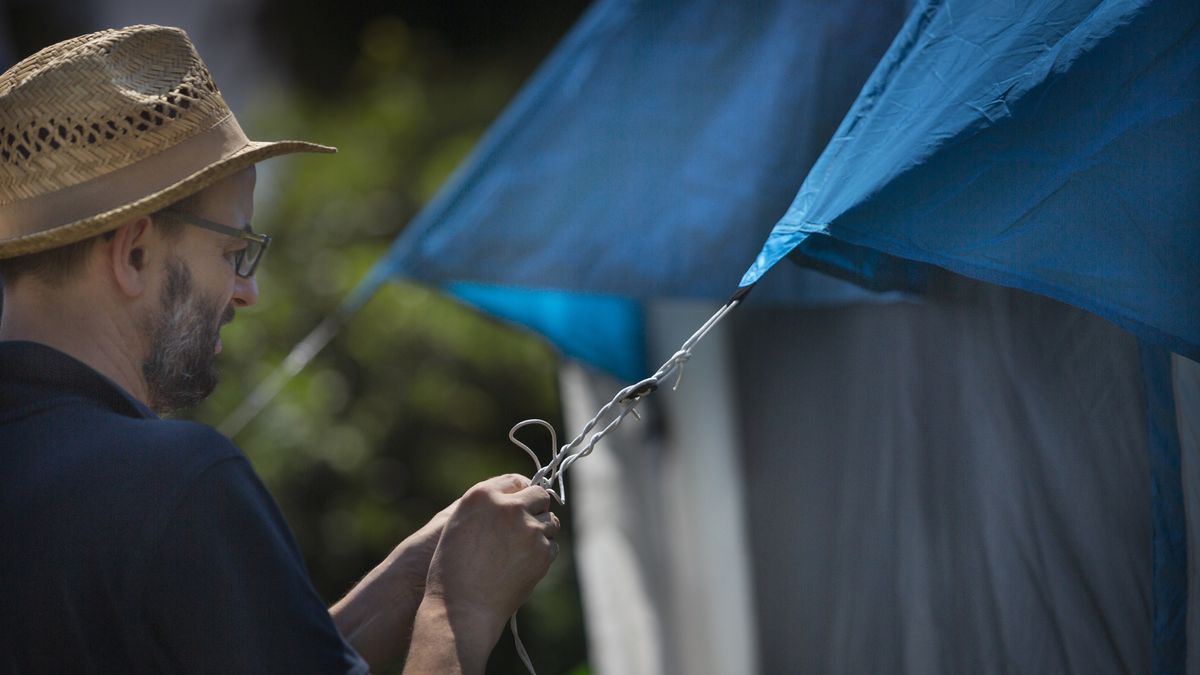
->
<box><xmin>141</xmin><ymin>167</ymin><xmax>258</xmax><ymax>414</ymax></box>
<box><xmin>141</xmin><ymin>257</ymin><xmax>231</xmax><ymax>413</ymax></box>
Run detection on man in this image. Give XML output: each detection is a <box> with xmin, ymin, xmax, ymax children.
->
<box><xmin>0</xmin><ymin>25</ymin><xmax>559</xmax><ymax>673</ymax></box>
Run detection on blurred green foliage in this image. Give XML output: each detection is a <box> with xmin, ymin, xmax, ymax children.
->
<box><xmin>185</xmin><ymin>6</ymin><xmax>592</xmax><ymax>674</ymax></box>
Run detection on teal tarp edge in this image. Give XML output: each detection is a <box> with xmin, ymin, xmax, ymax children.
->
<box><xmin>447</xmin><ymin>283</ymin><xmax>646</xmax><ymax>382</ymax></box>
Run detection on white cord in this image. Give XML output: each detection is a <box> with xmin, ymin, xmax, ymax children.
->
<box><xmin>511</xmin><ymin>613</ymin><xmax>536</xmax><ymax>675</ymax></box>
<box><xmin>504</xmin><ymin>297</ymin><xmax>742</xmax><ymax>674</ymax></box>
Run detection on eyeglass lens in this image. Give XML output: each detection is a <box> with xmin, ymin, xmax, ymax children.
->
<box><xmin>238</xmin><ymin>241</ymin><xmax>263</xmax><ymax>277</ymax></box>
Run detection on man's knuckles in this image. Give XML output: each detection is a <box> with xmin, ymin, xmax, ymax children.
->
<box><xmin>485</xmin><ymin>473</ymin><xmax>530</xmax><ymax>493</ymax></box>
<box><xmin>458</xmin><ymin>487</ymin><xmax>536</xmax><ymax>526</ymax></box>
<box><xmin>459</xmin><ymin>484</ymin><xmax>497</xmax><ymax>508</ymax></box>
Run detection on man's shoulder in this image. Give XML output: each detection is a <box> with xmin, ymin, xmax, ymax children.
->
<box><xmin>0</xmin><ymin>341</ymin><xmax>242</xmax><ymax>477</ymax></box>
<box><xmin>114</xmin><ymin>413</ymin><xmax>240</xmax><ymax>463</ymax></box>
<box><xmin>27</xmin><ymin>396</ymin><xmax>240</xmax><ymax>469</ymax></box>
<box><xmin>91</xmin><ymin>413</ymin><xmax>248</xmax><ymax>500</ymax></box>
<box><xmin>2</xmin><ymin>398</ymin><xmax>245</xmax><ymax>526</ymax></box>
<box><xmin>1</xmin><ymin>402</ymin><xmax>254</xmax><ymax>609</ymax></box>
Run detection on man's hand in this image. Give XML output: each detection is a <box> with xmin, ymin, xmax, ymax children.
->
<box><xmin>427</xmin><ymin>474</ymin><xmax>560</xmax><ymax>626</ymax></box>
<box><xmin>331</xmin><ymin>474</ymin><xmax>560</xmax><ymax>674</ymax></box>
<box><xmin>390</xmin><ymin>497</ymin><xmax>460</xmax><ymax>590</ymax></box>
<box><xmin>405</xmin><ymin>474</ymin><xmax>561</xmax><ymax>674</ymax></box>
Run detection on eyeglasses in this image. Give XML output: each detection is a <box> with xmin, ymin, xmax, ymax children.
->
<box><xmin>160</xmin><ymin>208</ymin><xmax>271</xmax><ymax>278</ymax></box>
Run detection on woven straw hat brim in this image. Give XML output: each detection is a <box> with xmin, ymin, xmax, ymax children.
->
<box><xmin>0</xmin><ymin>26</ymin><xmax>337</xmax><ymax>259</ymax></box>
<box><xmin>0</xmin><ymin>139</ymin><xmax>334</xmax><ymax>259</ymax></box>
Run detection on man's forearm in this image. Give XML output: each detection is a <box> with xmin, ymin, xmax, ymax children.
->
<box><xmin>402</xmin><ymin>595</ymin><xmax>502</xmax><ymax>675</ymax></box>
<box><xmin>330</xmin><ymin>544</ymin><xmax>429</xmax><ymax>671</ymax></box>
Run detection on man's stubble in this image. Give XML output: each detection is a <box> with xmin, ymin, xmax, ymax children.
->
<box><xmin>141</xmin><ymin>258</ymin><xmax>233</xmax><ymax>414</ymax></box>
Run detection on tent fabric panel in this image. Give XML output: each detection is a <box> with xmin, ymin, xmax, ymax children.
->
<box><xmin>742</xmin><ymin>0</ymin><xmax>1200</xmax><ymax>359</ymax></box>
<box><xmin>731</xmin><ymin>276</ymin><xmax>1150</xmax><ymax>673</ymax></box>
<box><xmin>565</xmin><ymin>275</ymin><xmax>1163</xmax><ymax>673</ymax></box>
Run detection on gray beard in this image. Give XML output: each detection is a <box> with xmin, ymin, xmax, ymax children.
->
<box><xmin>142</xmin><ymin>259</ymin><xmax>231</xmax><ymax>415</ymax></box>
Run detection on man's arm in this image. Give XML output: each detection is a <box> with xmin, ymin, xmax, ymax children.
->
<box><xmin>329</xmin><ymin>500</ymin><xmax>455</xmax><ymax>670</ymax></box>
<box><xmin>141</xmin><ymin>454</ymin><xmax>368</xmax><ymax>674</ymax></box>
<box><xmin>329</xmin><ymin>474</ymin><xmax>559</xmax><ymax>674</ymax></box>
<box><xmin>403</xmin><ymin>474</ymin><xmax>560</xmax><ymax>675</ymax></box>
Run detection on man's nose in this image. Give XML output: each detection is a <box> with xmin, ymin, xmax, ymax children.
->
<box><xmin>232</xmin><ymin>274</ymin><xmax>259</xmax><ymax>308</ymax></box>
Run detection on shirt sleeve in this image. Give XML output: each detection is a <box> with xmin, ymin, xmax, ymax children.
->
<box><xmin>139</xmin><ymin>455</ymin><xmax>369</xmax><ymax>675</ymax></box>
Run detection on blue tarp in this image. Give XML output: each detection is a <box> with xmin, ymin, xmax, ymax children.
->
<box><xmin>743</xmin><ymin>0</ymin><xmax>1200</xmax><ymax>360</ymax></box>
<box><xmin>383</xmin><ymin>0</ymin><xmax>907</xmax><ymax>301</ymax></box>
<box><xmin>376</xmin><ymin>0</ymin><xmax>910</xmax><ymax>375</ymax></box>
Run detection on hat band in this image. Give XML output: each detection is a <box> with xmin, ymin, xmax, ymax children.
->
<box><xmin>0</xmin><ymin>114</ymin><xmax>251</xmax><ymax>241</ymax></box>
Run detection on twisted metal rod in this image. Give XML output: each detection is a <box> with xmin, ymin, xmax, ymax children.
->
<box><xmin>506</xmin><ymin>296</ymin><xmax>744</xmax><ymax>674</ymax></box>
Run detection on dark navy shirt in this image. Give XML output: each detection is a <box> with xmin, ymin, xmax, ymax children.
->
<box><xmin>0</xmin><ymin>341</ymin><xmax>368</xmax><ymax>674</ymax></box>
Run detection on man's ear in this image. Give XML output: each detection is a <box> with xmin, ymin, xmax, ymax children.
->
<box><xmin>107</xmin><ymin>216</ymin><xmax>155</xmax><ymax>297</ymax></box>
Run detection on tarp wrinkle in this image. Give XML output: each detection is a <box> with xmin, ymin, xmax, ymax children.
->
<box><xmin>743</xmin><ymin>0</ymin><xmax>1199</xmax><ymax>360</ymax></box>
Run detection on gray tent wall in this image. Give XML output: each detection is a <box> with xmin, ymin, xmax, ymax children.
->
<box><xmin>1181</xmin><ymin>353</ymin><xmax>1200</xmax><ymax>668</ymax></box>
<box><xmin>565</xmin><ymin>274</ymin><xmax>1198</xmax><ymax>674</ymax></box>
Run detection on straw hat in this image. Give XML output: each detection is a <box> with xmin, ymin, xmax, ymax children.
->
<box><xmin>0</xmin><ymin>25</ymin><xmax>335</xmax><ymax>259</ymax></box>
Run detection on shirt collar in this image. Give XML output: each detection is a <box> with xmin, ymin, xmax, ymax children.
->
<box><xmin>0</xmin><ymin>340</ymin><xmax>156</xmax><ymax>420</ymax></box>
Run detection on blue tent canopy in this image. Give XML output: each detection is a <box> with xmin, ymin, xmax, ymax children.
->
<box><xmin>742</xmin><ymin>0</ymin><xmax>1200</xmax><ymax>360</ymax></box>
<box><xmin>382</xmin><ymin>0</ymin><xmax>906</xmax><ymax>302</ymax></box>
<box><xmin>367</xmin><ymin>0</ymin><xmax>1197</xmax><ymax>671</ymax></box>
<box><xmin>377</xmin><ymin>0</ymin><xmax>909</xmax><ymax>378</ymax></box>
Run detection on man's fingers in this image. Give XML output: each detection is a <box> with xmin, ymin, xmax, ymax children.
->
<box><xmin>517</xmin><ymin>485</ymin><xmax>553</xmax><ymax>515</ymax></box>
<box><xmin>535</xmin><ymin>511</ymin><xmax>561</xmax><ymax>540</ymax></box>
<box><xmin>482</xmin><ymin>473</ymin><xmax>530</xmax><ymax>494</ymax></box>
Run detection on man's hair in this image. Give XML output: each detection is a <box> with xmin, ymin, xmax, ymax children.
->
<box><xmin>0</xmin><ymin>198</ymin><xmax>199</xmax><ymax>289</ymax></box>
<box><xmin>0</xmin><ymin>231</ymin><xmax>116</xmax><ymax>288</ymax></box>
